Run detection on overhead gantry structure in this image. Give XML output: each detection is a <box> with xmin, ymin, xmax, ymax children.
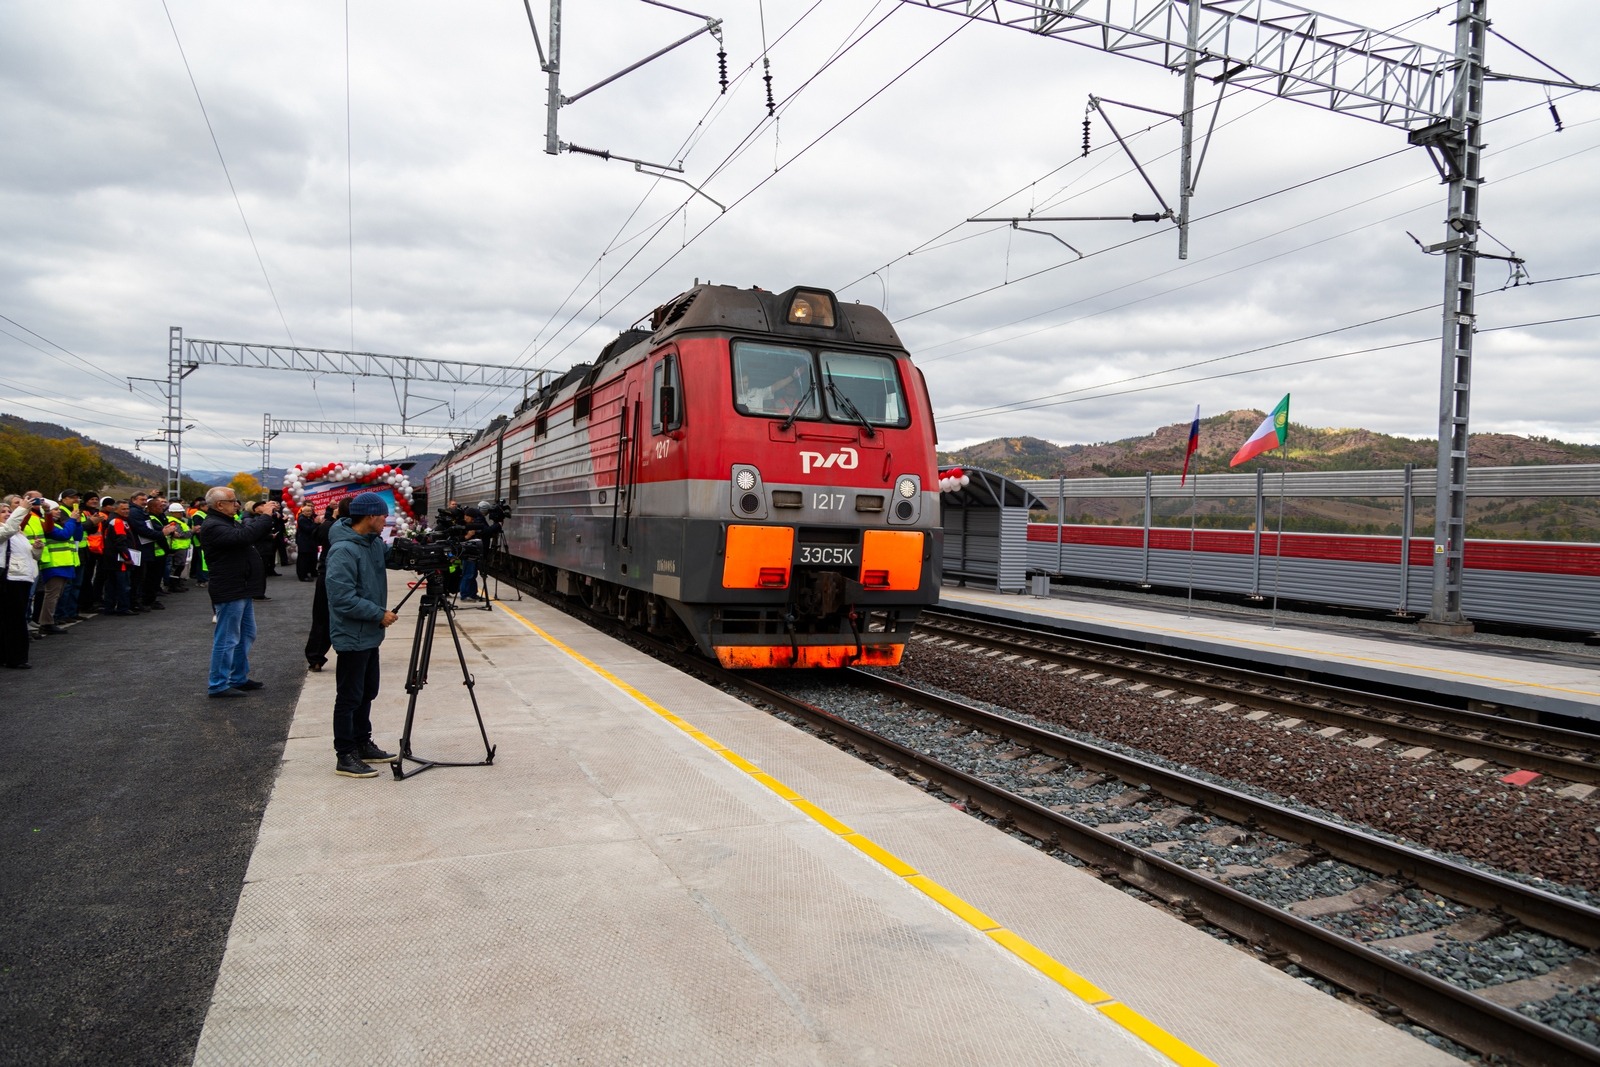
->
<box><xmin>149</xmin><ymin>327</ymin><xmax>548</xmax><ymax>503</ymax></box>
<box><xmin>900</xmin><ymin>0</ymin><xmax>1592</xmax><ymax>634</ymax></box>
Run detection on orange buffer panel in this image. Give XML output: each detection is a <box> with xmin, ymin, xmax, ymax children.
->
<box><xmin>715</xmin><ymin>644</ymin><xmax>905</xmax><ymax>669</ymax></box>
<box><xmin>722</xmin><ymin>525</ymin><xmax>795</xmax><ymax>589</ymax></box>
<box><xmin>859</xmin><ymin>530</ymin><xmax>925</xmax><ymax>591</ymax></box>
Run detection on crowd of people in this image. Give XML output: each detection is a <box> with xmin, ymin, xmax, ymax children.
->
<box><xmin>3</xmin><ymin>484</ymin><xmax>500</xmax><ymax>781</ymax></box>
<box><xmin>0</xmin><ymin>485</ymin><xmax>310</xmax><ymax>666</ymax></box>
<box><xmin>4</xmin><ymin>488</ymin><xmax>201</xmax><ymax>667</ymax></box>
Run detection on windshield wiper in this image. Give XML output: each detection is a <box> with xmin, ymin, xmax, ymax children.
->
<box><xmin>781</xmin><ymin>376</ymin><xmax>818</xmax><ymax>431</ymax></box>
<box><xmin>826</xmin><ymin>371</ymin><xmax>876</xmax><ymax>438</ymax></box>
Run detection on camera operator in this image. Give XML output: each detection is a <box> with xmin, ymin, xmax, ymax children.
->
<box><xmin>458</xmin><ymin>500</ymin><xmax>506</xmax><ymax>602</ymax></box>
<box><xmin>457</xmin><ymin>503</ymin><xmax>486</xmax><ymax>601</ymax></box>
<box><xmin>324</xmin><ymin>492</ymin><xmax>401</xmax><ymax>779</ymax></box>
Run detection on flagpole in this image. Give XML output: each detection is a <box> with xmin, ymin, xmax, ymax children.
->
<box><xmin>1186</xmin><ymin>466</ymin><xmax>1198</xmax><ymax>616</ymax></box>
<box><xmin>1182</xmin><ymin>404</ymin><xmax>1200</xmax><ymax>617</ymax></box>
<box><xmin>1269</xmin><ymin>438</ymin><xmax>1288</xmax><ymax>629</ymax></box>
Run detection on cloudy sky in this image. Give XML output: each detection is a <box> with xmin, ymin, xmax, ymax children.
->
<box><xmin>3</xmin><ymin>0</ymin><xmax>1596</xmax><ymax>479</ymax></box>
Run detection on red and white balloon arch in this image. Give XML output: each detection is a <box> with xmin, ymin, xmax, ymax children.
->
<box><xmin>282</xmin><ymin>461</ymin><xmax>420</xmax><ymax>533</ymax></box>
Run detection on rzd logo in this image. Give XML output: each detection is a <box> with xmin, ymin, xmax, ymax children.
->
<box><xmin>800</xmin><ymin>446</ymin><xmax>859</xmax><ymax>474</ymax></box>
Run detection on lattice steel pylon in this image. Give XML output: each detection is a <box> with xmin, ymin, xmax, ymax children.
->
<box><xmin>901</xmin><ymin>0</ymin><xmax>1520</xmax><ymax>633</ymax></box>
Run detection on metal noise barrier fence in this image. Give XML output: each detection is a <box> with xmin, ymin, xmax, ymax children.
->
<box><xmin>1014</xmin><ymin>465</ymin><xmax>1600</xmax><ymax>633</ymax></box>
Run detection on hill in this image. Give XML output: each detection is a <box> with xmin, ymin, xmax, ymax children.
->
<box><xmin>941</xmin><ymin>415</ymin><xmax>1600</xmax><ymax>541</ymax></box>
<box><xmin>940</xmin><ymin>413</ymin><xmax>1600</xmax><ymax>481</ymax></box>
<box><xmin>2</xmin><ymin>413</ymin><xmax>444</xmax><ymax>497</ymax></box>
<box><xmin>1</xmin><ymin>413</ymin><xmax>168</xmax><ymax>486</ymax></box>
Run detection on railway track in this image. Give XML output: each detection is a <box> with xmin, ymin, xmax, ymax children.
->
<box><xmin>484</xmin><ymin>571</ymin><xmax>1600</xmax><ymax>1061</ymax></box>
<box><xmin>746</xmin><ymin>670</ymin><xmax>1600</xmax><ymax>1067</ymax></box>
<box><xmin>917</xmin><ymin>608</ymin><xmax>1600</xmax><ymax>786</ymax></box>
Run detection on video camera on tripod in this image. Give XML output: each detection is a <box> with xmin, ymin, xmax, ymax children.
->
<box><xmin>390</xmin><ymin>518</ymin><xmax>484</xmax><ymax>574</ymax></box>
<box><xmin>385</xmin><ymin>514</ymin><xmax>497</xmax><ymax>780</ymax></box>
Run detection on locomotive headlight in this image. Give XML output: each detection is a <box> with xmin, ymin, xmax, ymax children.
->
<box><xmin>731</xmin><ymin>464</ymin><xmax>767</xmax><ymax>518</ymax></box>
<box><xmin>887</xmin><ymin>474</ymin><xmax>921</xmax><ymax>524</ymax></box>
<box><xmin>786</xmin><ymin>289</ymin><xmax>836</xmax><ymax>328</ymax></box>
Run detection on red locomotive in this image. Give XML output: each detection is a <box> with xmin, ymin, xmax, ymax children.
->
<box><xmin>428</xmin><ymin>283</ymin><xmax>943</xmax><ymax>667</ymax></box>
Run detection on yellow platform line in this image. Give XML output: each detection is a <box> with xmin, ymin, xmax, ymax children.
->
<box><xmin>951</xmin><ymin>591</ymin><xmax>1600</xmax><ymax>700</ymax></box>
<box><xmin>495</xmin><ymin>601</ymin><xmax>1218</xmax><ymax>1067</ymax></box>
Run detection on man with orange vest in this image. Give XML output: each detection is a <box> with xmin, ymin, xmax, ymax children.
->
<box><xmin>100</xmin><ymin>499</ymin><xmax>137</xmax><ymax>616</ymax></box>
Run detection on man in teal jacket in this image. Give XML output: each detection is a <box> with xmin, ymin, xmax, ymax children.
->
<box><xmin>324</xmin><ymin>493</ymin><xmax>400</xmax><ymax>778</ymax></box>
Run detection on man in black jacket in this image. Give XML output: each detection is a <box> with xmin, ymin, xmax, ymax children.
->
<box><xmin>126</xmin><ymin>492</ymin><xmax>164</xmax><ymax>611</ymax></box>
<box><xmin>195</xmin><ymin>486</ymin><xmax>278</xmax><ymax>698</ymax></box>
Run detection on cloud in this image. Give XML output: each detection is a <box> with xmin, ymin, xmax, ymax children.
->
<box><xmin>3</xmin><ymin>0</ymin><xmax>1598</xmax><ymax>478</ymax></box>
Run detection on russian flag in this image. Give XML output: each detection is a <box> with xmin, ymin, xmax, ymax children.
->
<box><xmin>1180</xmin><ymin>405</ymin><xmax>1200</xmax><ymax>486</ymax></box>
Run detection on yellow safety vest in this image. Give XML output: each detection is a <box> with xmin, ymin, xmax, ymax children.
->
<box><xmin>167</xmin><ymin>516</ymin><xmax>192</xmax><ymax>551</ymax></box>
<box><xmin>36</xmin><ymin>515</ymin><xmax>78</xmax><ymax>570</ymax></box>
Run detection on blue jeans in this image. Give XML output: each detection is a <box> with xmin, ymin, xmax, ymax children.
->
<box><xmin>459</xmin><ymin>558</ymin><xmax>479</xmax><ymax>598</ymax></box>
<box><xmin>209</xmin><ymin>598</ymin><xmax>257</xmax><ymax>693</ymax></box>
<box><xmin>59</xmin><ymin>566</ymin><xmax>82</xmax><ymax>618</ymax></box>
<box><xmin>107</xmin><ymin>567</ymin><xmax>131</xmax><ymax>613</ymax></box>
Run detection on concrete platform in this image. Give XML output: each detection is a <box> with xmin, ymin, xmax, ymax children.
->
<box><xmin>195</xmin><ymin>576</ymin><xmax>1458</xmax><ymax>1065</ymax></box>
<box><xmin>941</xmin><ymin>585</ymin><xmax>1600</xmax><ymax>724</ymax></box>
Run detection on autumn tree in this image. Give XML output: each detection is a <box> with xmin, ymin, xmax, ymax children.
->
<box><xmin>0</xmin><ymin>425</ymin><xmax>120</xmax><ymax>497</ymax></box>
<box><xmin>228</xmin><ymin>472</ymin><xmax>266</xmax><ymax>501</ymax></box>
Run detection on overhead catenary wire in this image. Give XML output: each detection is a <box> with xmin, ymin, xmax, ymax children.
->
<box><xmin>896</xmin><ymin>111</ymin><xmax>1600</xmax><ymax>350</ymax></box>
<box><xmin>454</xmin><ymin>0</ymin><xmax>937</xmax><ymax>427</ymax></box>
<box><xmin>937</xmin><ymin>269</ymin><xmax>1600</xmax><ymax>424</ymax></box>
<box><xmin>458</xmin><ymin>0</ymin><xmax>843</xmax><ymax>427</ymax></box>
<box><xmin>159</xmin><ymin>0</ymin><xmax>295</xmax><ymax>348</ymax></box>
<box><xmin>939</xmin><ymin>311</ymin><xmax>1600</xmax><ymax>423</ymax></box>
<box><xmin>0</xmin><ymin>318</ymin><xmax>247</xmax><ymax>466</ymax></box>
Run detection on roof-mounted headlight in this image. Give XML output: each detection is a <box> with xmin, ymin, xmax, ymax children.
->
<box><xmin>787</xmin><ymin>290</ymin><xmax>835</xmax><ymax>328</ymax></box>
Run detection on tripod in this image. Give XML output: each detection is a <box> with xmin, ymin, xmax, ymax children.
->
<box><xmin>391</xmin><ymin>568</ymin><xmax>496</xmax><ymax>780</ymax></box>
<box><xmin>467</xmin><ymin>531</ymin><xmax>519</xmax><ymax>611</ymax></box>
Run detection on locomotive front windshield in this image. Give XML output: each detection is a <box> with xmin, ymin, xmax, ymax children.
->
<box><xmin>732</xmin><ymin>342</ymin><xmax>909</xmax><ymax>428</ymax></box>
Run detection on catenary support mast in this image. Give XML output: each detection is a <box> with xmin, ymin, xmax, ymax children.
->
<box><xmin>1417</xmin><ymin>0</ymin><xmax>1485</xmax><ymax>633</ymax></box>
<box><xmin>901</xmin><ymin>0</ymin><xmax>1541</xmax><ymax>634</ymax></box>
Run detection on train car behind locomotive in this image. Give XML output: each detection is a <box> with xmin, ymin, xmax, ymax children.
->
<box><xmin>430</xmin><ymin>283</ymin><xmax>943</xmax><ymax>666</ymax></box>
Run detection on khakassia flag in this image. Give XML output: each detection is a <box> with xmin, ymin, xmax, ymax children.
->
<box><xmin>1229</xmin><ymin>394</ymin><xmax>1290</xmax><ymax>467</ymax></box>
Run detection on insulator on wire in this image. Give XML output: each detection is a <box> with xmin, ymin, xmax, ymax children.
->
<box><xmin>1548</xmin><ymin>101</ymin><xmax>1564</xmax><ymax>132</ymax></box>
<box><xmin>717</xmin><ymin>49</ymin><xmax>728</xmax><ymax>94</ymax></box>
<box><xmin>1082</xmin><ymin>117</ymin><xmax>1091</xmax><ymax>157</ymax></box>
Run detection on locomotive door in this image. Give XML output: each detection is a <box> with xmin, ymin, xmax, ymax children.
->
<box><xmin>611</xmin><ymin>381</ymin><xmax>643</xmax><ymax>550</ymax></box>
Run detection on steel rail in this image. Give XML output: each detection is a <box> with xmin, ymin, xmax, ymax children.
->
<box><xmin>919</xmin><ymin>609</ymin><xmax>1600</xmax><ymax>783</ymax></box>
<box><xmin>846</xmin><ymin>670</ymin><xmax>1600</xmax><ymax>949</ymax></box>
<box><xmin>725</xmin><ymin>671</ymin><xmax>1600</xmax><ymax>1067</ymax></box>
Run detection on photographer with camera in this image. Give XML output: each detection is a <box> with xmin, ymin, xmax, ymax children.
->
<box><xmin>457</xmin><ymin>503</ymin><xmax>486</xmax><ymax>601</ymax></box>
<box><xmin>325</xmin><ymin>493</ymin><xmax>401</xmax><ymax>779</ymax></box>
<box><xmin>458</xmin><ymin>500</ymin><xmax>506</xmax><ymax>602</ymax></box>
<box><xmin>195</xmin><ymin>487</ymin><xmax>279</xmax><ymax>697</ymax></box>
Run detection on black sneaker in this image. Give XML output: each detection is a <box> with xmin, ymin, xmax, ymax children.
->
<box><xmin>335</xmin><ymin>752</ymin><xmax>380</xmax><ymax>778</ymax></box>
<box><xmin>234</xmin><ymin>679</ymin><xmax>265</xmax><ymax>690</ymax></box>
<box><xmin>208</xmin><ymin>688</ymin><xmax>247</xmax><ymax>698</ymax></box>
<box><xmin>356</xmin><ymin>741</ymin><xmax>396</xmax><ymax>763</ymax></box>
<box><xmin>146</xmin><ymin>601</ymin><xmax>166</xmax><ymax>611</ymax></box>
<box><xmin>39</xmin><ymin>625</ymin><xmax>69</xmax><ymax>635</ymax></box>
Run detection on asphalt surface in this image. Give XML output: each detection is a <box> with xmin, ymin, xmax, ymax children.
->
<box><xmin>0</xmin><ymin>573</ymin><xmax>315</xmax><ymax>1066</ymax></box>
